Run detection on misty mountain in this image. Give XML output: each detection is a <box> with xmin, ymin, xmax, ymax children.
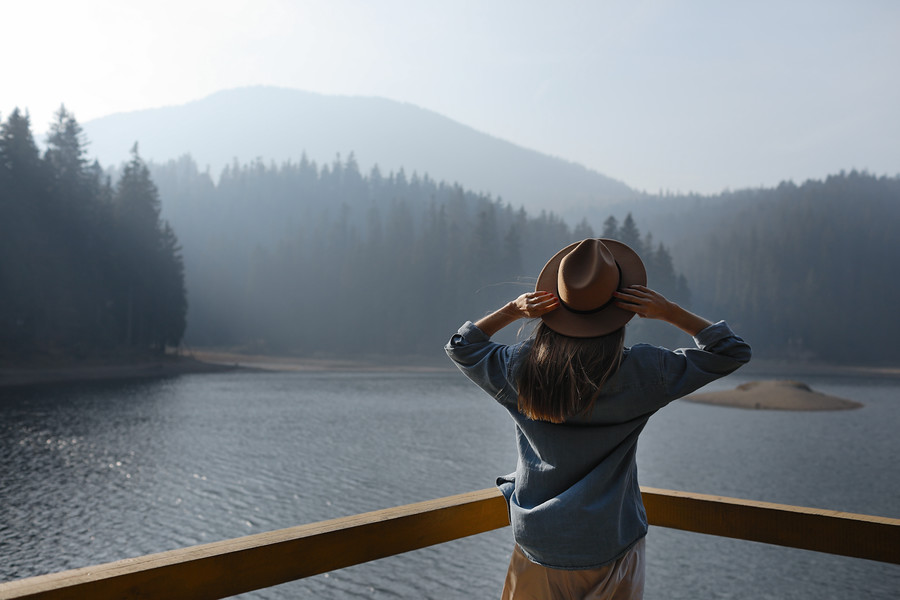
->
<box><xmin>81</xmin><ymin>86</ymin><xmax>637</xmax><ymax>212</ymax></box>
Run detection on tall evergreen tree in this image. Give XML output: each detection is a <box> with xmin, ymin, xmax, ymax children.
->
<box><xmin>44</xmin><ymin>105</ymin><xmax>89</xmax><ymax>202</ymax></box>
<box><xmin>618</xmin><ymin>213</ymin><xmax>642</xmax><ymax>253</ymax></box>
<box><xmin>114</xmin><ymin>144</ymin><xmax>186</xmax><ymax>352</ymax></box>
<box><xmin>601</xmin><ymin>215</ymin><xmax>619</xmax><ymax>239</ymax></box>
<box><xmin>0</xmin><ymin>109</ymin><xmax>42</xmax><ymax>185</ymax></box>
<box><xmin>573</xmin><ymin>217</ymin><xmax>595</xmax><ymax>239</ymax></box>
<box><xmin>44</xmin><ymin>107</ymin><xmax>119</xmax><ymax>351</ymax></box>
<box><xmin>0</xmin><ymin>109</ymin><xmax>46</xmax><ymax>352</ymax></box>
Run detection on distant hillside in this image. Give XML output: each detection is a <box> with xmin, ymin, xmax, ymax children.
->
<box><xmin>82</xmin><ymin>86</ymin><xmax>636</xmax><ymax>212</ymax></box>
<box><xmin>144</xmin><ymin>152</ymin><xmax>688</xmax><ymax>355</ymax></box>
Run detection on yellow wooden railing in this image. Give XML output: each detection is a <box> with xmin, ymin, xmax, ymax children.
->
<box><xmin>1</xmin><ymin>487</ymin><xmax>897</xmax><ymax>600</ymax></box>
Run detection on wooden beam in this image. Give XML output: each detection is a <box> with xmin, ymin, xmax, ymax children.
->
<box><xmin>2</xmin><ymin>487</ymin><xmax>898</xmax><ymax>600</ymax></box>
<box><xmin>641</xmin><ymin>487</ymin><xmax>900</xmax><ymax>564</ymax></box>
<box><xmin>0</xmin><ymin>489</ymin><xmax>509</xmax><ymax>600</ymax></box>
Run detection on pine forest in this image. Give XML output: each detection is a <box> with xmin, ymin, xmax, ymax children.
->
<box><xmin>2</xmin><ymin>108</ymin><xmax>899</xmax><ymax>364</ymax></box>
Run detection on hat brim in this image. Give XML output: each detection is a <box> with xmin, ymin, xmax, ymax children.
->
<box><xmin>536</xmin><ymin>239</ymin><xmax>647</xmax><ymax>337</ymax></box>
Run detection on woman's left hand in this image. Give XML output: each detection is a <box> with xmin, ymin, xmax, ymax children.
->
<box><xmin>613</xmin><ymin>285</ymin><xmax>672</xmax><ymax>320</ymax></box>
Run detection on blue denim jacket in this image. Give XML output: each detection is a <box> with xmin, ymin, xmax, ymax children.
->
<box><xmin>445</xmin><ymin>320</ymin><xmax>751</xmax><ymax>569</ymax></box>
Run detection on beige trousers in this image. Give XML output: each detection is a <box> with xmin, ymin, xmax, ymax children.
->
<box><xmin>501</xmin><ymin>538</ymin><xmax>645</xmax><ymax>600</ymax></box>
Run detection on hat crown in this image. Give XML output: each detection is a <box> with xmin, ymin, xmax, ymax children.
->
<box><xmin>557</xmin><ymin>239</ymin><xmax>620</xmax><ymax>311</ymax></box>
<box><xmin>536</xmin><ymin>237</ymin><xmax>646</xmax><ymax>337</ymax></box>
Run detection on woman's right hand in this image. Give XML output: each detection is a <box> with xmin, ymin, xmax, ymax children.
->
<box><xmin>474</xmin><ymin>291</ymin><xmax>559</xmax><ymax>337</ymax></box>
<box><xmin>513</xmin><ymin>290</ymin><xmax>560</xmax><ymax>318</ymax></box>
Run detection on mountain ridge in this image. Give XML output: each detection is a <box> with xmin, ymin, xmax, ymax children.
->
<box><xmin>82</xmin><ymin>86</ymin><xmax>637</xmax><ymax>211</ymax></box>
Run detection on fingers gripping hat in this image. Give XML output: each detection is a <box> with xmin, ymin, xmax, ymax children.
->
<box><xmin>536</xmin><ymin>238</ymin><xmax>646</xmax><ymax>337</ymax></box>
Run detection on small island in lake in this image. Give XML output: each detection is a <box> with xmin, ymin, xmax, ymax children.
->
<box><xmin>685</xmin><ymin>380</ymin><xmax>862</xmax><ymax>411</ymax></box>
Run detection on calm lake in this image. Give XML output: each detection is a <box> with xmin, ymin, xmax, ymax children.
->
<box><xmin>1</xmin><ymin>367</ymin><xmax>898</xmax><ymax>599</ymax></box>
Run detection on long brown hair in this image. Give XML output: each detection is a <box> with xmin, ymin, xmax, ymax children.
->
<box><xmin>516</xmin><ymin>323</ymin><xmax>625</xmax><ymax>423</ymax></box>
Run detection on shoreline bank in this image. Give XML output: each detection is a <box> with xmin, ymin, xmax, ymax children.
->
<box><xmin>191</xmin><ymin>349</ymin><xmax>453</xmax><ymax>374</ymax></box>
<box><xmin>3</xmin><ymin>349</ymin><xmax>897</xmax><ymax>391</ymax></box>
<box><xmin>0</xmin><ymin>355</ymin><xmax>238</xmax><ymax>389</ymax></box>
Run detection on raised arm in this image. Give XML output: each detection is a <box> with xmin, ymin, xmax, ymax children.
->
<box><xmin>614</xmin><ymin>284</ymin><xmax>751</xmax><ymax>405</ymax></box>
<box><xmin>613</xmin><ymin>285</ymin><xmax>712</xmax><ymax>336</ymax></box>
<box><xmin>473</xmin><ymin>290</ymin><xmax>560</xmax><ymax>337</ymax></box>
<box><xmin>445</xmin><ymin>291</ymin><xmax>558</xmax><ymax>402</ymax></box>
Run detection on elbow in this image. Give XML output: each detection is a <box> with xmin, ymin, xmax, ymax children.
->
<box><xmin>733</xmin><ymin>342</ymin><xmax>752</xmax><ymax>366</ymax></box>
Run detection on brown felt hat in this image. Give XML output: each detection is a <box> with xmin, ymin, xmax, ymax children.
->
<box><xmin>536</xmin><ymin>238</ymin><xmax>646</xmax><ymax>337</ymax></box>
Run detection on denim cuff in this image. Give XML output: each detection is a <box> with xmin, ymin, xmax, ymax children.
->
<box><xmin>692</xmin><ymin>320</ymin><xmax>734</xmax><ymax>350</ymax></box>
<box><xmin>449</xmin><ymin>320</ymin><xmax>490</xmax><ymax>346</ymax></box>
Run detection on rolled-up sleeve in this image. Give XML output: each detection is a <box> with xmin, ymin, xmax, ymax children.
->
<box><xmin>659</xmin><ymin>320</ymin><xmax>752</xmax><ymax>400</ymax></box>
<box><xmin>445</xmin><ymin>321</ymin><xmax>518</xmax><ymax>401</ymax></box>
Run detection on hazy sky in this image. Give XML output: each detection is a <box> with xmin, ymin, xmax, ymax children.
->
<box><xmin>5</xmin><ymin>0</ymin><xmax>898</xmax><ymax>194</ymax></box>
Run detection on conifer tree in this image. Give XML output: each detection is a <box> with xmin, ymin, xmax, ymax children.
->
<box><xmin>44</xmin><ymin>106</ymin><xmax>89</xmax><ymax>200</ymax></box>
<box><xmin>601</xmin><ymin>215</ymin><xmax>619</xmax><ymax>239</ymax></box>
<box><xmin>618</xmin><ymin>213</ymin><xmax>642</xmax><ymax>253</ymax></box>
<box><xmin>573</xmin><ymin>217</ymin><xmax>595</xmax><ymax>239</ymax></box>
<box><xmin>0</xmin><ymin>109</ymin><xmax>45</xmax><ymax>352</ymax></box>
<box><xmin>0</xmin><ymin>109</ymin><xmax>42</xmax><ymax>185</ymax></box>
<box><xmin>114</xmin><ymin>144</ymin><xmax>185</xmax><ymax>352</ymax></box>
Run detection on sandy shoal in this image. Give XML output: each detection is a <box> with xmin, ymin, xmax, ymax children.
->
<box><xmin>685</xmin><ymin>380</ymin><xmax>862</xmax><ymax>411</ymax></box>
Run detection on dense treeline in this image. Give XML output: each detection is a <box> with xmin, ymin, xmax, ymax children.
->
<box><xmin>0</xmin><ymin>108</ymin><xmax>186</xmax><ymax>360</ymax></box>
<box><xmin>8</xmin><ymin>105</ymin><xmax>891</xmax><ymax>364</ymax></box>
<box><xmin>148</xmin><ymin>155</ymin><xmax>689</xmax><ymax>355</ymax></box>
<box><xmin>673</xmin><ymin>172</ymin><xmax>900</xmax><ymax>362</ymax></box>
<box><xmin>568</xmin><ymin>171</ymin><xmax>900</xmax><ymax>362</ymax></box>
